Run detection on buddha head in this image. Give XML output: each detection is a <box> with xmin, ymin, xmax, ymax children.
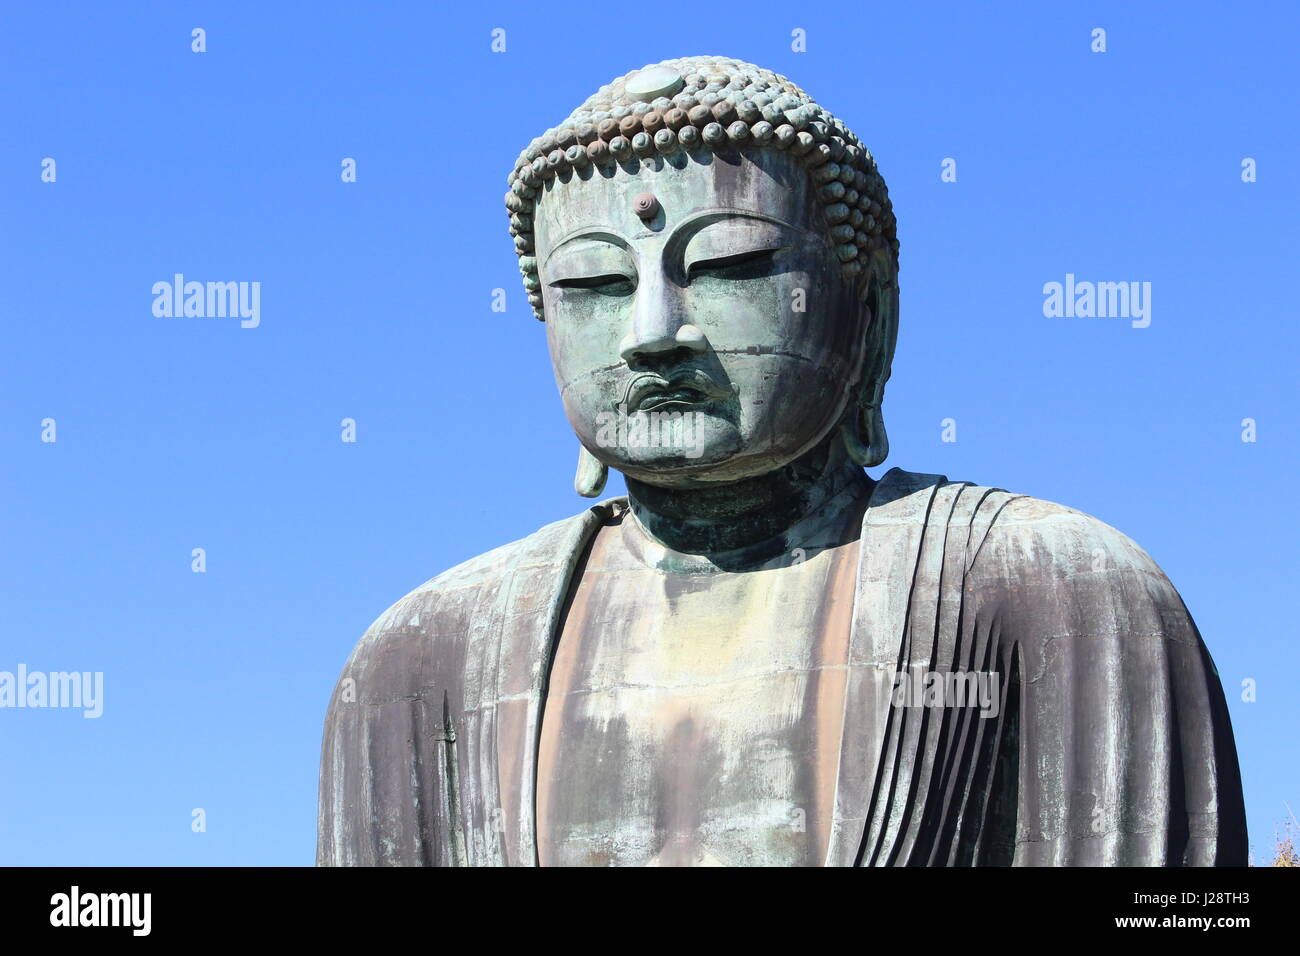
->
<box><xmin>505</xmin><ymin>56</ymin><xmax>900</xmax><ymax>496</ymax></box>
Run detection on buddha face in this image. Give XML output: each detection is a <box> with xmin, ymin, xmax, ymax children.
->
<box><xmin>534</xmin><ymin>147</ymin><xmax>868</xmax><ymax>487</ymax></box>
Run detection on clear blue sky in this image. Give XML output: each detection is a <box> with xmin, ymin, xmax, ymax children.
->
<box><xmin>1</xmin><ymin>0</ymin><xmax>1296</xmax><ymax>865</ymax></box>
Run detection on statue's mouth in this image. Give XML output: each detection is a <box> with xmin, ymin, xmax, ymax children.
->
<box><xmin>623</xmin><ymin>370</ymin><xmax>729</xmax><ymax>413</ymax></box>
<box><xmin>637</xmin><ymin>387</ymin><xmax>708</xmax><ymax>411</ymax></box>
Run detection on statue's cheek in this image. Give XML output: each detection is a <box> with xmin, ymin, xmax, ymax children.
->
<box><xmin>546</xmin><ymin>296</ymin><xmax>633</xmax><ymax>372</ymax></box>
<box><xmin>682</xmin><ymin>274</ymin><xmax>792</xmax><ymax>341</ymax></box>
<box><xmin>685</xmin><ymin>268</ymin><xmax>849</xmax><ymax>366</ymax></box>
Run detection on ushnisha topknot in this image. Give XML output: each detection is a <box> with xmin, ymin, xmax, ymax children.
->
<box><xmin>505</xmin><ymin>55</ymin><xmax>899</xmax><ymax>321</ymax></box>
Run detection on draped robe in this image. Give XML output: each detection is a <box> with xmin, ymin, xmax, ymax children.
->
<box><xmin>316</xmin><ymin>468</ymin><xmax>1247</xmax><ymax>866</ymax></box>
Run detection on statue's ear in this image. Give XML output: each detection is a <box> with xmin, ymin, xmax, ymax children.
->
<box><xmin>575</xmin><ymin>443</ymin><xmax>609</xmax><ymax>497</ymax></box>
<box><xmin>841</xmin><ymin>250</ymin><xmax>899</xmax><ymax>468</ymax></box>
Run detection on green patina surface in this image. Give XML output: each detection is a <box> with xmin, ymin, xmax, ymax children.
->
<box><xmin>316</xmin><ymin>57</ymin><xmax>1247</xmax><ymax>868</ymax></box>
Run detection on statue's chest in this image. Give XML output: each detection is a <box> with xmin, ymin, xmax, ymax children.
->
<box><xmin>536</xmin><ymin>527</ymin><xmax>859</xmax><ymax>866</ymax></box>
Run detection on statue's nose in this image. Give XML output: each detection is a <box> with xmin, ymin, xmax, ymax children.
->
<box><xmin>619</xmin><ymin>322</ymin><xmax>707</xmax><ymax>364</ymax></box>
<box><xmin>619</xmin><ymin>270</ymin><xmax>707</xmax><ymax>364</ymax></box>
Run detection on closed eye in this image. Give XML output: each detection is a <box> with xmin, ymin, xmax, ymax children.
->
<box><xmin>687</xmin><ymin>247</ymin><xmax>783</xmax><ymax>282</ymax></box>
<box><xmin>550</xmin><ymin>273</ymin><xmax>636</xmax><ymax>296</ymax></box>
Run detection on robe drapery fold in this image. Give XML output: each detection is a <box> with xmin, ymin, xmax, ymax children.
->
<box><xmin>317</xmin><ymin>468</ymin><xmax>1247</xmax><ymax>866</ymax></box>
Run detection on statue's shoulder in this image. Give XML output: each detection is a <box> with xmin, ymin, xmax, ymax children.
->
<box><xmin>878</xmin><ymin>467</ymin><xmax>1168</xmax><ymax>582</ymax></box>
<box><xmin>877</xmin><ymin>468</ymin><xmax>1210</xmax><ymax>692</ymax></box>
<box><xmin>975</xmin><ymin>487</ymin><xmax>1164</xmax><ymax>582</ymax></box>
<box><xmin>336</xmin><ymin>501</ymin><xmax>616</xmax><ymax>680</ymax></box>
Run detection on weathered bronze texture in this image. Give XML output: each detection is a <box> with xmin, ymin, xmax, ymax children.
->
<box><xmin>318</xmin><ymin>56</ymin><xmax>1247</xmax><ymax>867</ymax></box>
<box><xmin>632</xmin><ymin>191</ymin><xmax>659</xmax><ymax>221</ymax></box>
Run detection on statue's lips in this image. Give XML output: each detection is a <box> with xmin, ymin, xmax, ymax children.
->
<box><xmin>623</xmin><ymin>371</ymin><xmax>729</xmax><ymax>413</ymax></box>
<box><xmin>637</xmin><ymin>387</ymin><xmax>708</xmax><ymax>411</ymax></box>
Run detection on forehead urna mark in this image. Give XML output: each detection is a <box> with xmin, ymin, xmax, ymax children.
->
<box><xmin>632</xmin><ymin>192</ymin><xmax>660</xmax><ymax>222</ymax></box>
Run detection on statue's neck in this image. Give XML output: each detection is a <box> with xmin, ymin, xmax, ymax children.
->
<box><xmin>623</xmin><ymin>436</ymin><xmax>874</xmax><ymax>559</ymax></box>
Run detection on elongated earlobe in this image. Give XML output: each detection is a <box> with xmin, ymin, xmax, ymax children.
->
<box><xmin>575</xmin><ymin>444</ymin><xmax>608</xmax><ymax>498</ymax></box>
<box><xmin>840</xmin><ymin>403</ymin><xmax>889</xmax><ymax>468</ymax></box>
<box><xmin>840</xmin><ymin>415</ymin><xmax>872</xmax><ymax>466</ymax></box>
<box><xmin>841</xmin><ymin>264</ymin><xmax>896</xmax><ymax>469</ymax></box>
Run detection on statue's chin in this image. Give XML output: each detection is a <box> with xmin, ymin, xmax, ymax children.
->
<box><xmin>601</xmin><ymin>432</ymin><xmax>830</xmax><ymax>489</ymax></box>
<box><xmin>600</xmin><ymin>442</ymin><xmax>746</xmax><ymax>488</ymax></box>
